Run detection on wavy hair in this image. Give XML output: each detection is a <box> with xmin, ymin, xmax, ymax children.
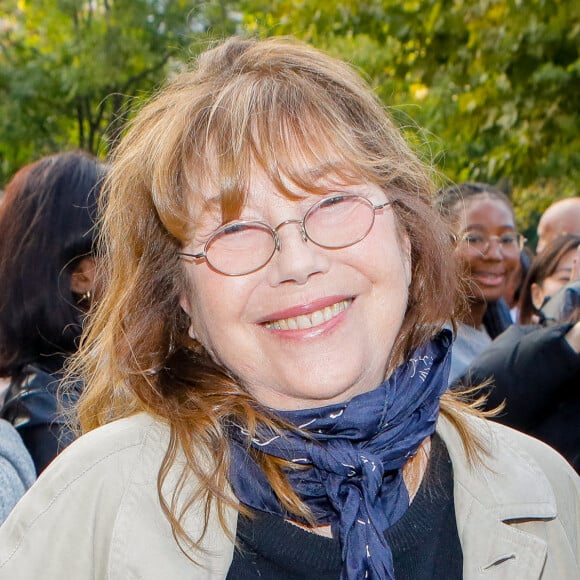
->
<box><xmin>72</xmin><ymin>36</ymin><xmax>482</xmax><ymax>555</ymax></box>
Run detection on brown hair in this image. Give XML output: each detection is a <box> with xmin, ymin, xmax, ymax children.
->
<box><xmin>72</xmin><ymin>36</ymin><xmax>480</xmax><ymax>555</ymax></box>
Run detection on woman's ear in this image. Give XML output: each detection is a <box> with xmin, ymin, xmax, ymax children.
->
<box><xmin>179</xmin><ymin>294</ymin><xmax>197</xmax><ymax>341</ymax></box>
<box><xmin>530</xmin><ymin>282</ymin><xmax>545</xmax><ymax>310</ymax></box>
<box><xmin>70</xmin><ymin>256</ymin><xmax>96</xmax><ymax>295</ymax></box>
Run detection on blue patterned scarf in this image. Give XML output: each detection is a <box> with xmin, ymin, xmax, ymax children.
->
<box><xmin>229</xmin><ymin>330</ymin><xmax>452</xmax><ymax>580</ymax></box>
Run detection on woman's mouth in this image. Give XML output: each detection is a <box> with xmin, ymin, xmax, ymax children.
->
<box><xmin>263</xmin><ymin>298</ymin><xmax>352</xmax><ymax>330</ymax></box>
<box><xmin>472</xmin><ymin>272</ymin><xmax>505</xmax><ymax>286</ymax></box>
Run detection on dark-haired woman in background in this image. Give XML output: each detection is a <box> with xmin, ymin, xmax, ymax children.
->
<box><xmin>518</xmin><ymin>234</ymin><xmax>580</xmax><ymax>324</ymax></box>
<box><xmin>0</xmin><ymin>150</ymin><xmax>106</xmax><ymax>473</ymax></box>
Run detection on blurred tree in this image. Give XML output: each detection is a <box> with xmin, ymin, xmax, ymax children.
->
<box><xmin>0</xmin><ymin>0</ymin><xmax>239</xmax><ymax>183</ymax></box>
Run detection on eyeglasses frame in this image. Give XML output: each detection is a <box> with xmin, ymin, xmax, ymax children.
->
<box><xmin>178</xmin><ymin>194</ymin><xmax>391</xmax><ymax>276</ymax></box>
<box><xmin>454</xmin><ymin>231</ymin><xmax>527</xmax><ymax>256</ymax></box>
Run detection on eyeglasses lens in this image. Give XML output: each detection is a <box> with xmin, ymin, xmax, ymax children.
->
<box><xmin>305</xmin><ymin>195</ymin><xmax>375</xmax><ymax>248</ymax></box>
<box><xmin>463</xmin><ymin>234</ymin><xmax>521</xmax><ymax>254</ymax></box>
<box><xmin>206</xmin><ymin>223</ymin><xmax>277</xmax><ymax>276</ymax></box>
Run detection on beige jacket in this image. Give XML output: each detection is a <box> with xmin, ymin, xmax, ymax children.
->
<box><xmin>0</xmin><ymin>412</ymin><xmax>578</xmax><ymax>579</ymax></box>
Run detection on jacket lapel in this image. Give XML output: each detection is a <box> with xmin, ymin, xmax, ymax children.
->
<box><xmin>437</xmin><ymin>415</ymin><xmax>557</xmax><ymax>579</ymax></box>
<box><xmin>456</xmin><ymin>487</ymin><xmax>548</xmax><ymax>578</ymax></box>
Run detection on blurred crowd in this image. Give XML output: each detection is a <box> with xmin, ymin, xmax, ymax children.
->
<box><xmin>436</xmin><ymin>186</ymin><xmax>580</xmax><ymax>475</ymax></box>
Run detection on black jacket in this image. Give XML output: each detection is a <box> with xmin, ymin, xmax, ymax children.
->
<box><xmin>460</xmin><ymin>323</ymin><xmax>580</xmax><ymax>473</ymax></box>
<box><xmin>1</xmin><ymin>365</ymin><xmax>82</xmax><ymax>474</ymax></box>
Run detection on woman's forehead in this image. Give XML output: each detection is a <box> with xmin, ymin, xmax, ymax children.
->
<box><xmin>188</xmin><ymin>156</ymin><xmax>371</xmax><ymax>211</ymax></box>
<box><xmin>457</xmin><ymin>196</ymin><xmax>514</xmax><ymax>225</ymax></box>
<box><xmin>554</xmin><ymin>249</ymin><xmax>577</xmax><ymax>270</ymax></box>
<box><xmin>464</xmin><ymin>194</ymin><xmax>512</xmax><ymax>213</ymax></box>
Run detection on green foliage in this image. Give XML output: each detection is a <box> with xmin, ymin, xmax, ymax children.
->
<box><xmin>0</xmin><ymin>0</ymin><xmax>238</xmax><ymax>183</ymax></box>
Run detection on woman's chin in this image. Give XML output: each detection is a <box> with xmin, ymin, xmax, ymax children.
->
<box><xmin>251</xmin><ymin>378</ymin><xmax>376</xmax><ymax>411</ymax></box>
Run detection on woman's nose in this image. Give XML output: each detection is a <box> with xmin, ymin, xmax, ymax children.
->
<box><xmin>482</xmin><ymin>238</ymin><xmax>504</xmax><ymax>259</ymax></box>
<box><xmin>267</xmin><ymin>221</ymin><xmax>330</xmax><ymax>285</ymax></box>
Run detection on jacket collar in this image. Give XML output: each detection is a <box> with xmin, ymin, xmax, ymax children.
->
<box><xmin>437</xmin><ymin>414</ymin><xmax>555</xmax><ymax>579</ymax></box>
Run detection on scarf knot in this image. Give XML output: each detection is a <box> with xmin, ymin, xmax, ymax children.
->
<box><xmin>301</xmin><ymin>440</ymin><xmax>383</xmax><ymax>480</ymax></box>
<box><xmin>229</xmin><ymin>330</ymin><xmax>452</xmax><ymax>580</ymax></box>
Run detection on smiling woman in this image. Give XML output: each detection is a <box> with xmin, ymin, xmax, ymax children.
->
<box><xmin>179</xmin><ymin>180</ymin><xmax>411</xmax><ymax>411</ymax></box>
<box><xmin>436</xmin><ymin>182</ymin><xmax>521</xmax><ymax>383</ymax></box>
<box><xmin>0</xmin><ymin>37</ymin><xmax>578</xmax><ymax>580</ymax></box>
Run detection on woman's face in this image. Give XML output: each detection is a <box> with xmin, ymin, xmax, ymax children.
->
<box><xmin>531</xmin><ymin>248</ymin><xmax>578</xmax><ymax>310</ymax></box>
<box><xmin>180</xmin><ymin>167</ymin><xmax>412</xmax><ymax>411</ymax></box>
<box><xmin>454</xmin><ymin>196</ymin><xmax>520</xmax><ymax>303</ymax></box>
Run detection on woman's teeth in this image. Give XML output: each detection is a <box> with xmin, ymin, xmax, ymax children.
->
<box><xmin>264</xmin><ymin>299</ymin><xmax>351</xmax><ymax>330</ymax></box>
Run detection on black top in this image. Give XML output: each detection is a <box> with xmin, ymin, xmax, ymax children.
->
<box><xmin>461</xmin><ymin>322</ymin><xmax>580</xmax><ymax>472</ymax></box>
<box><xmin>227</xmin><ymin>434</ymin><xmax>462</xmax><ymax>579</ymax></box>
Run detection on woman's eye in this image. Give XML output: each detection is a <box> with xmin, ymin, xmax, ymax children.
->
<box><xmin>463</xmin><ymin>234</ymin><xmax>484</xmax><ymax>244</ymax></box>
<box><xmin>500</xmin><ymin>235</ymin><xmax>517</xmax><ymax>244</ymax></box>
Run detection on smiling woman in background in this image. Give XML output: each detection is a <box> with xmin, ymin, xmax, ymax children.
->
<box><xmin>436</xmin><ymin>182</ymin><xmax>522</xmax><ymax>383</ymax></box>
<box><xmin>0</xmin><ymin>37</ymin><xmax>577</xmax><ymax>580</ymax></box>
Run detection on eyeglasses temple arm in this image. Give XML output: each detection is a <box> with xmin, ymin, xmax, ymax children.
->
<box><xmin>373</xmin><ymin>200</ymin><xmax>391</xmax><ymax>211</ymax></box>
<box><xmin>177</xmin><ymin>251</ymin><xmax>205</xmax><ymax>260</ymax></box>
